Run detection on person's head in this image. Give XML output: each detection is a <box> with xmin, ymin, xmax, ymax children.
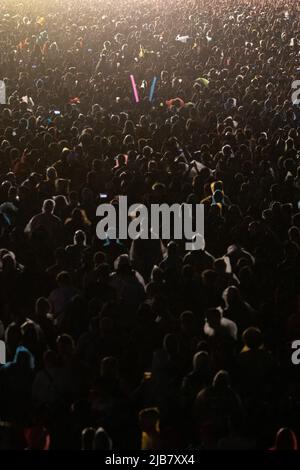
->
<box><xmin>288</xmin><ymin>226</ymin><xmax>300</xmax><ymax>244</ymax></box>
<box><xmin>46</xmin><ymin>167</ymin><xmax>57</xmax><ymax>181</ymax></box>
<box><xmin>43</xmin><ymin>349</ymin><xmax>58</xmax><ymax>369</ymax></box>
<box><xmin>180</xmin><ymin>310</ymin><xmax>195</xmax><ymax>334</ymax></box>
<box><xmin>213</xmin><ymin>370</ymin><xmax>230</xmax><ymax>391</ymax></box>
<box><xmin>54</xmin><ymin>246</ymin><xmax>66</xmax><ymax>264</ymax></box>
<box><xmin>100</xmin><ymin>356</ymin><xmax>118</xmax><ymax>379</ymax></box>
<box><xmin>211</xmin><ymin>180</ymin><xmax>224</xmax><ymax>193</ymax></box>
<box><xmin>212</xmin><ymin>190</ymin><xmax>224</xmax><ymax>205</ymax></box>
<box><xmin>81</xmin><ymin>427</ymin><xmax>95</xmax><ymax>450</ymax></box>
<box><xmin>167</xmin><ymin>241</ymin><xmax>178</xmax><ymax>256</ymax></box>
<box><xmin>71</xmin><ymin>208</ymin><xmax>83</xmax><ymax>223</ymax></box>
<box><xmin>99</xmin><ymin>315</ymin><xmax>114</xmax><ymax>336</ymax></box>
<box><xmin>54</xmin><ymin>195</ymin><xmax>68</xmax><ymax>211</ymax></box>
<box><xmin>181</xmin><ymin>264</ymin><xmax>194</xmax><ymax>283</ymax></box>
<box><xmin>163</xmin><ymin>333</ymin><xmax>178</xmax><ymax>356</ymax></box>
<box><xmin>214</xmin><ymin>258</ymin><xmax>227</xmax><ymax>273</ymax></box>
<box><xmin>206</xmin><ymin>308</ymin><xmax>222</xmax><ymax>329</ymax></box>
<box><xmin>21</xmin><ymin>320</ymin><xmax>38</xmax><ymax>345</ymax></box>
<box><xmin>5</xmin><ymin>322</ymin><xmax>21</xmax><ymax>353</ymax></box>
<box><xmin>137</xmin><ymin>302</ymin><xmax>153</xmax><ymax>323</ymax></box>
<box><xmin>56</xmin><ymin>270</ymin><xmax>71</xmax><ymax>287</ymax></box>
<box><xmin>74</xmin><ymin>229</ymin><xmax>86</xmax><ymax>246</ymax></box>
<box><xmin>115</xmin><ymin>254</ymin><xmax>131</xmax><ymax>274</ymax></box>
<box><xmin>93</xmin><ymin>427</ymin><xmax>113</xmax><ymax>450</ymax></box>
<box><xmin>93</xmin><ymin>251</ymin><xmax>106</xmax><ymax>267</ymax></box>
<box><xmin>24</xmin><ymin>426</ymin><xmax>50</xmax><ymax>450</ymax></box>
<box><xmin>202</xmin><ymin>269</ymin><xmax>217</xmax><ymax>287</ymax></box>
<box><xmin>271</xmin><ymin>201</ymin><xmax>281</xmax><ymax>216</ymax></box>
<box><xmin>2</xmin><ymin>252</ymin><xmax>16</xmax><ymax>272</ymax></box>
<box><xmin>151</xmin><ymin>182</ymin><xmax>166</xmax><ymax>200</ymax></box>
<box><xmin>95</xmin><ymin>262</ymin><xmax>110</xmax><ymax>282</ymax></box>
<box><xmin>69</xmin><ymin>190</ymin><xmax>79</xmax><ymax>206</ymax></box>
<box><xmin>139</xmin><ymin>408</ymin><xmax>160</xmax><ymax>434</ymax></box>
<box><xmin>193</xmin><ymin>351</ymin><xmax>209</xmax><ymax>373</ymax></box>
<box><xmin>14</xmin><ymin>345</ymin><xmax>34</xmax><ymax>370</ymax></box>
<box><xmin>56</xmin><ymin>334</ymin><xmax>75</xmax><ymax>357</ymax></box>
<box><xmin>284</xmin><ymin>240</ymin><xmax>299</xmax><ymax>259</ymax></box>
<box><xmin>223</xmin><ymin>285</ymin><xmax>241</xmax><ymax>307</ymax></box>
<box><xmin>35</xmin><ymin>297</ymin><xmax>51</xmax><ymax>317</ymax></box>
<box><xmin>8</xmin><ymin>185</ymin><xmax>17</xmax><ymax>200</ymax></box>
<box><xmin>116</xmin><ymin>154</ymin><xmax>126</xmax><ymax>167</ymax></box>
<box><xmin>151</xmin><ymin>265</ymin><xmax>163</xmax><ymax>283</ymax></box>
<box><xmin>42</xmin><ymin>199</ymin><xmax>55</xmax><ymax>214</ymax></box>
<box><xmin>242</xmin><ymin>327</ymin><xmax>263</xmax><ymax>350</ymax></box>
<box><xmin>273</xmin><ymin>428</ymin><xmax>298</xmax><ymax>451</ymax></box>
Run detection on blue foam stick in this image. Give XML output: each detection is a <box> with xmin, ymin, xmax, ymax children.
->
<box><xmin>149</xmin><ymin>76</ymin><xmax>157</xmax><ymax>102</ymax></box>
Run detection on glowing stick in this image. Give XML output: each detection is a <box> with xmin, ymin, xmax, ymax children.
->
<box><xmin>149</xmin><ymin>76</ymin><xmax>157</xmax><ymax>102</ymax></box>
<box><xmin>0</xmin><ymin>80</ymin><xmax>6</xmax><ymax>105</ymax></box>
<box><xmin>130</xmin><ymin>74</ymin><xmax>139</xmax><ymax>103</ymax></box>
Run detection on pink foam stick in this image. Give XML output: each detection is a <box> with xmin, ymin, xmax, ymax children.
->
<box><xmin>130</xmin><ymin>74</ymin><xmax>139</xmax><ymax>103</ymax></box>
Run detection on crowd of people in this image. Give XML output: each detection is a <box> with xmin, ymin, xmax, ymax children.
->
<box><xmin>0</xmin><ymin>0</ymin><xmax>300</xmax><ymax>450</ymax></box>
